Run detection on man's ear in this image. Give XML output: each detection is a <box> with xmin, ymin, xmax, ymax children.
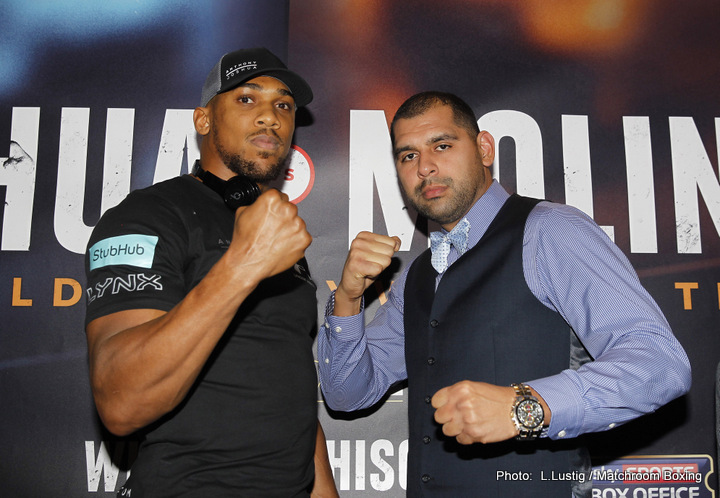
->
<box><xmin>477</xmin><ymin>131</ymin><xmax>495</xmax><ymax>167</ymax></box>
<box><xmin>193</xmin><ymin>107</ymin><xmax>211</xmax><ymax>136</ymax></box>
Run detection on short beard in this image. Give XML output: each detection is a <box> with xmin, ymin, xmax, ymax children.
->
<box><xmin>407</xmin><ymin>178</ymin><xmax>477</xmax><ymax>225</ymax></box>
<box><xmin>212</xmin><ymin>127</ymin><xmax>287</xmax><ymax>183</ymax></box>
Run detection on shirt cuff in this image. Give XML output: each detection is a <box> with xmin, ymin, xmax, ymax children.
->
<box><xmin>527</xmin><ymin>372</ymin><xmax>585</xmax><ymax>440</ymax></box>
<box><xmin>323</xmin><ymin>290</ymin><xmax>366</xmax><ymax>341</ymax></box>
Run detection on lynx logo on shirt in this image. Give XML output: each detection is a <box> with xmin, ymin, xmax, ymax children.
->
<box><xmin>86</xmin><ymin>273</ymin><xmax>163</xmax><ymax>304</ymax></box>
<box><xmin>89</xmin><ymin>234</ymin><xmax>158</xmax><ymax>270</ymax></box>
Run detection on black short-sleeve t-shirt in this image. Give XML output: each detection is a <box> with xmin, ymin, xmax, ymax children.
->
<box><xmin>85</xmin><ymin>175</ymin><xmax>319</xmax><ymax>497</ymax></box>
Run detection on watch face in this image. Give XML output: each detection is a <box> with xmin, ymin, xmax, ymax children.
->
<box><xmin>516</xmin><ymin>399</ymin><xmax>543</xmax><ymax>429</ymax></box>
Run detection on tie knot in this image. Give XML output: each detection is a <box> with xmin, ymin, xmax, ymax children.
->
<box><xmin>429</xmin><ymin>218</ymin><xmax>471</xmax><ymax>273</ymax></box>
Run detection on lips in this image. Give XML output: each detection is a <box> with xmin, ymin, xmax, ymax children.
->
<box><xmin>249</xmin><ymin>133</ymin><xmax>281</xmax><ymax>150</ymax></box>
<box><xmin>421</xmin><ymin>183</ymin><xmax>448</xmax><ymax>200</ymax></box>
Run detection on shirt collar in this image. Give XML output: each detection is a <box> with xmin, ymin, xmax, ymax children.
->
<box><xmin>451</xmin><ymin>180</ymin><xmax>509</xmax><ymax>252</ymax></box>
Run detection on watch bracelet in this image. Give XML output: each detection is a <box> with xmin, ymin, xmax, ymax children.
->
<box><xmin>510</xmin><ymin>383</ymin><xmax>544</xmax><ymax>439</ymax></box>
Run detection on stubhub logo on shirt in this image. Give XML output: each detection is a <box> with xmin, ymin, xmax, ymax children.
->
<box><xmin>89</xmin><ymin>234</ymin><xmax>159</xmax><ymax>270</ymax></box>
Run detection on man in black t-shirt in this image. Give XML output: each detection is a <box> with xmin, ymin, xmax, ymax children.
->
<box><xmin>84</xmin><ymin>48</ymin><xmax>337</xmax><ymax>497</ymax></box>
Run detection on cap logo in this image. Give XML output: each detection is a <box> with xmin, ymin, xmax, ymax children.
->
<box><xmin>226</xmin><ymin>60</ymin><xmax>258</xmax><ymax>80</ymax></box>
<box><xmin>201</xmin><ymin>48</ymin><xmax>312</xmax><ymax>107</ymax></box>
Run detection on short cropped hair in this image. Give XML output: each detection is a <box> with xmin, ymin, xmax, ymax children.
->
<box><xmin>390</xmin><ymin>91</ymin><xmax>480</xmax><ymax>147</ymax></box>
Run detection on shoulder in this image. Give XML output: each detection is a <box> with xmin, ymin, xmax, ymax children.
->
<box><xmin>524</xmin><ymin>200</ymin><xmax>633</xmax><ymax>274</ymax></box>
<box><xmin>529</xmin><ymin>200</ymin><xmax>593</xmax><ymax>225</ymax></box>
<box><xmin>526</xmin><ymin>200</ymin><xmax>610</xmax><ymax>245</ymax></box>
<box><xmin>88</xmin><ymin>176</ymin><xmax>203</xmax><ymax>248</ymax></box>
<box><xmin>122</xmin><ymin>175</ymin><xmax>203</xmax><ymax>210</ymax></box>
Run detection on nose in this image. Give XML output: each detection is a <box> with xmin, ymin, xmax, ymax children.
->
<box><xmin>417</xmin><ymin>156</ymin><xmax>437</xmax><ymax>178</ymax></box>
<box><xmin>255</xmin><ymin>104</ymin><xmax>280</xmax><ymax>128</ymax></box>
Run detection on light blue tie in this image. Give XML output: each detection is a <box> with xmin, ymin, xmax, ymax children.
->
<box><xmin>429</xmin><ymin>218</ymin><xmax>470</xmax><ymax>273</ymax></box>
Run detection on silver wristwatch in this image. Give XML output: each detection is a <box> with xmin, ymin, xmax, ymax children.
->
<box><xmin>510</xmin><ymin>383</ymin><xmax>544</xmax><ymax>440</ymax></box>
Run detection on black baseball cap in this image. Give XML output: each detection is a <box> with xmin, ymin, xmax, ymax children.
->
<box><xmin>200</xmin><ymin>47</ymin><xmax>313</xmax><ymax>107</ymax></box>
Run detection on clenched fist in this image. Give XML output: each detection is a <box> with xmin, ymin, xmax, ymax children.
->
<box><xmin>334</xmin><ymin>231</ymin><xmax>401</xmax><ymax>316</ymax></box>
<box><xmin>226</xmin><ymin>189</ymin><xmax>312</xmax><ymax>282</ymax></box>
<box><xmin>432</xmin><ymin>381</ymin><xmax>523</xmax><ymax>445</ymax></box>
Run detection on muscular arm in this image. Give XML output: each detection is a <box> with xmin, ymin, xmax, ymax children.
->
<box><xmin>86</xmin><ymin>190</ymin><xmax>311</xmax><ymax>436</ymax></box>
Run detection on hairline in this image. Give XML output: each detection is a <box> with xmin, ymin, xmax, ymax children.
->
<box><xmin>390</xmin><ymin>92</ymin><xmax>480</xmax><ymax>148</ymax></box>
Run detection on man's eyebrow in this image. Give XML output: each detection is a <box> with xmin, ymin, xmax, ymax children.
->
<box><xmin>427</xmin><ymin>133</ymin><xmax>458</xmax><ymax>144</ymax></box>
<box><xmin>394</xmin><ymin>133</ymin><xmax>459</xmax><ymax>159</ymax></box>
<box><xmin>393</xmin><ymin>145</ymin><xmax>413</xmax><ymax>159</ymax></box>
<box><xmin>239</xmin><ymin>82</ymin><xmax>295</xmax><ymax>99</ymax></box>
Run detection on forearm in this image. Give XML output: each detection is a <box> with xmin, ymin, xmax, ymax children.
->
<box><xmin>318</xmin><ymin>294</ymin><xmax>406</xmax><ymax>411</ymax></box>
<box><xmin>529</xmin><ymin>331</ymin><xmax>691</xmax><ymax>439</ymax></box>
<box><xmin>317</xmin><ymin>315</ymin><xmax>382</xmax><ymax>411</ymax></box>
<box><xmin>88</xmin><ymin>251</ymin><xmax>263</xmax><ymax>435</ymax></box>
<box><xmin>311</xmin><ymin>421</ymin><xmax>339</xmax><ymax>498</ymax></box>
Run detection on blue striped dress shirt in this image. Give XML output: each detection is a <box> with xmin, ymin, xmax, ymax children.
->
<box><xmin>318</xmin><ymin>180</ymin><xmax>691</xmax><ymax>440</ymax></box>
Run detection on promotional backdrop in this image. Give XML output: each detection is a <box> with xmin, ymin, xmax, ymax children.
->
<box><xmin>1</xmin><ymin>0</ymin><xmax>718</xmax><ymax>496</ymax></box>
